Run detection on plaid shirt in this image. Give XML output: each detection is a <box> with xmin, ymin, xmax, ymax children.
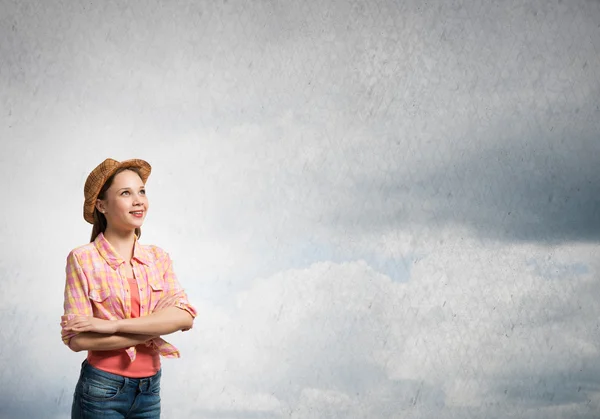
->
<box><xmin>61</xmin><ymin>232</ymin><xmax>197</xmax><ymax>361</ymax></box>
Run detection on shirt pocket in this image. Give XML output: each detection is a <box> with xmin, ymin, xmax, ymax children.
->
<box><xmin>88</xmin><ymin>288</ymin><xmax>114</xmax><ymax>317</ymax></box>
<box><xmin>148</xmin><ymin>280</ymin><xmax>163</xmax><ymax>311</ymax></box>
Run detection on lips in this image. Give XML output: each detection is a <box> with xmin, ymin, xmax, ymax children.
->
<box><xmin>130</xmin><ymin>210</ymin><xmax>144</xmax><ymax>218</ymax></box>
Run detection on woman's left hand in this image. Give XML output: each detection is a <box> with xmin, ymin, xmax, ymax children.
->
<box><xmin>63</xmin><ymin>316</ymin><xmax>119</xmax><ymax>334</ymax></box>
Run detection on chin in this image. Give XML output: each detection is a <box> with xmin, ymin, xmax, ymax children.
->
<box><xmin>127</xmin><ymin>220</ymin><xmax>145</xmax><ymax>230</ymax></box>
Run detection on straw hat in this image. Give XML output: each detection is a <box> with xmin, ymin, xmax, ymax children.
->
<box><xmin>83</xmin><ymin>158</ymin><xmax>152</xmax><ymax>224</ymax></box>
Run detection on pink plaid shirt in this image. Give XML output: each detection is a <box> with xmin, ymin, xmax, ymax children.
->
<box><xmin>61</xmin><ymin>232</ymin><xmax>197</xmax><ymax>361</ymax></box>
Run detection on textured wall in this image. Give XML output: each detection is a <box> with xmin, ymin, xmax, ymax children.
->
<box><xmin>1</xmin><ymin>0</ymin><xmax>599</xmax><ymax>418</ymax></box>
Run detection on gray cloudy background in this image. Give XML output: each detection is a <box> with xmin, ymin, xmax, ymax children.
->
<box><xmin>1</xmin><ymin>0</ymin><xmax>600</xmax><ymax>418</ymax></box>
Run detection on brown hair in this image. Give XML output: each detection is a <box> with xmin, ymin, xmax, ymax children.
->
<box><xmin>90</xmin><ymin>167</ymin><xmax>143</xmax><ymax>242</ymax></box>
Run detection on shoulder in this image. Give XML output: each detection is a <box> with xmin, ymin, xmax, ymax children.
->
<box><xmin>141</xmin><ymin>243</ymin><xmax>171</xmax><ymax>263</ymax></box>
<box><xmin>67</xmin><ymin>242</ymin><xmax>97</xmax><ymax>262</ymax></box>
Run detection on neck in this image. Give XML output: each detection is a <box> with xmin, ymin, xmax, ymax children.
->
<box><xmin>104</xmin><ymin>227</ymin><xmax>137</xmax><ymax>244</ymax></box>
<box><xmin>103</xmin><ymin>227</ymin><xmax>137</xmax><ymax>261</ymax></box>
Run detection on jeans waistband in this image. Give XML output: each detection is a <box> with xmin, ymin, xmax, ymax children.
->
<box><xmin>81</xmin><ymin>359</ymin><xmax>162</xmax><ymax>385</ymax></box>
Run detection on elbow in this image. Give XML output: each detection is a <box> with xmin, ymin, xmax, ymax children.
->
<box><xmin>181</xmin><ymin>313</ymin><xmax>194</xmax><ymax>331</ymax></box>
<box><xmin>171</xmin><ymin>306</ymin><xmax>194</xmax><ymax>331</ymax></box>
<box><xmin>68</xmin><ymin>340</ymin><xmax>81</xmax><ymax>353</ymax></box>
<box><xmin>68</xmin><ymin>336</ymin><xmax>84</xmax><ymax>352</ymax></box>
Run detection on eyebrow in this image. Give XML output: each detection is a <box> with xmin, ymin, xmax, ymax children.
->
<box><xmin>117</xmin><ymin>186</ymin><xmax>146</xmax><ymax>192</ymax></box>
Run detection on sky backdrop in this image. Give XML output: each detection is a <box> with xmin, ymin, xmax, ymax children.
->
<box><xmin>1</xmin><ymin>0</ymin><xmax>600</xmax><ymax>418</ymax></box>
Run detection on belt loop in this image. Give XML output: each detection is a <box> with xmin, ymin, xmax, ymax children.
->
<box><xmin>138</xmin><ymin>378</ymin><xmax>149</xmax><ymax>392</ymax></box>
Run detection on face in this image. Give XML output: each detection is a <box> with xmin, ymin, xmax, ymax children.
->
<box><xmin>96</xmin><ymin>170</ymin><xmax>149</xmax><ymax>233</ymax></box>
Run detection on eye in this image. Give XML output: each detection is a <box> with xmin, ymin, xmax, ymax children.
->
<box><xmin>121</xmin><ymin>191</ymin><xmax>130</xmax><ymax>196</ymax></box>
<box><xmin>140</xmin><ymin>189</ymin><xmax>146</xmax><ymax>195</ymax></box>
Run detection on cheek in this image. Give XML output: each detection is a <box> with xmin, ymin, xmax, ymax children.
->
<box><xmin>112</xmin><ymin>200</ymin><xmax>132</xmax><ymax>215</ymax></box>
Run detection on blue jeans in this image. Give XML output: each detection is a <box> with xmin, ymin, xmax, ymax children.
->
<box><xmin>71</xmin><ymin>360</ymin><xmax>161</xmax><ymax>419</ymax></box>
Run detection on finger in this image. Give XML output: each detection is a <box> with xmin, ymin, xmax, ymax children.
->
<box><xmin>154</xmin><ymin>300</ymin><xmax>171</xmax><ymax>311</ymax></box>
<box><xmin>67</xmin><ymin>318</ymin><xmax>88</xmax><ymax>327</ymax></box>
<box><xmin>73</xmin><ymin>325</ymin><xmax>91</xmax><ymax>332</ymax></box>
<box><xmin>71</xmin><ymin>320</ymin><xmax>90</xmax><ymax>330</ymax></box>
<box><xmin>162</xmin><ymin>296</ymin><xmax>181</xmax><ymax>308</ymax></box>
<box><xmin>69</xmin><ymin>323</ymin><xmax>86</xmax><ymax>331</ymax></box>
<box><xmin>64</xmin><ymin>321</ymin><xmax>77</xmax><ymax>329</ymax></box>
<box><xmin>154</xmin><ymin>299</ymin><xmax>174</xmax><ymax>312</ymax></box>
<box><xmin>67</xmin><ymin>323</ymin><xmax>81</xmax><ymax>331</ymax></box>
<box><xmin>157</xmin><ymin>294</ymin><xmax>179</xmax><ymax>307</ymax></box>
<box><xmin>72</xmin><ymin>316</ymin><xmax>89</xmax><ymax>322</ymax></box>
<box><xmin>155</xmin><ymin>302</ymin><xmax>171</xmax><ymax>311</ymax></box>
<box><xmin>155</xmin><ymin>298</ymin><xmax>171</xmax><ymax>309</ymax></box>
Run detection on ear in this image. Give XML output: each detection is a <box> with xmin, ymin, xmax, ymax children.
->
<box><xmin>95</xmin><ymin>199</ymin><xmax>107</xmax><ymax>214</ymax></box>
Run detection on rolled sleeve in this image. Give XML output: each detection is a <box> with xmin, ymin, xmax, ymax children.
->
<box><xmin>160</xmin><ymin>251</ymin><xmax>198</xmax><ymax>326</ymax></box>
<box><xmin>61</xmin><ymin>251</ymin><xmax>92</xmax><ymax>346</ymax></box>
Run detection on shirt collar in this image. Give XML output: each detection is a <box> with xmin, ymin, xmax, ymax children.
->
<box><xmin>94</xmin><ymin>232</ymin><xmax>151</xmax><ymax>269</ymax></box>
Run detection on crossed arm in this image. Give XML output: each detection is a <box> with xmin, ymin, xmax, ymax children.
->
<box><xmin>69</xmin><ymin>332</ymin><xmax>157</xmax><ymax>352</ymax></box>
<box><xmin>65</xmin><ymin>294</ymin><xmax>194</xmax><ymax>352</ymax></box>
<box><xmin>62</xmin><ymin>250</ymin><xmax>196</xmax><ymax>353</ymax></box>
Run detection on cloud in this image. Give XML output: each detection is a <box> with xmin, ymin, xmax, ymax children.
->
<box><xmin>335</xmin><ymin>126</ymin><xmax>600</xmax><ymax>243</ymax></box>
<box><xmin>147</xmin><ymin>235</ymin><xmax>600</xmax><ymax>418</ymax></box>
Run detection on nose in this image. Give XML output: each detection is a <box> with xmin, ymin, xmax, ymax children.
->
<box><xmin>133</xmin><ymin>192</ymin><xmax>144</xmax><ymax>205</ymax></box>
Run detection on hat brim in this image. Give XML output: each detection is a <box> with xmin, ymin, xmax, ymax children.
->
<box><xmin>83</xmin><ymin>158</ymin><xmax>152</xmax><ymax>224</ymax></box>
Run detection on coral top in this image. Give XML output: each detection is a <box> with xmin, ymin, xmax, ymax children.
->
<box><xmin>87</xmin><ymin>277</ymin><xmax>161</xmax><ymax>377</ymax></box>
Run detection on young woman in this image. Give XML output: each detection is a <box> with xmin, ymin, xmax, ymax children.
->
<box><xmin>61</xmin><ymin>158</ymin><xmax>197</xmax><ymax>419</ymax></box>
